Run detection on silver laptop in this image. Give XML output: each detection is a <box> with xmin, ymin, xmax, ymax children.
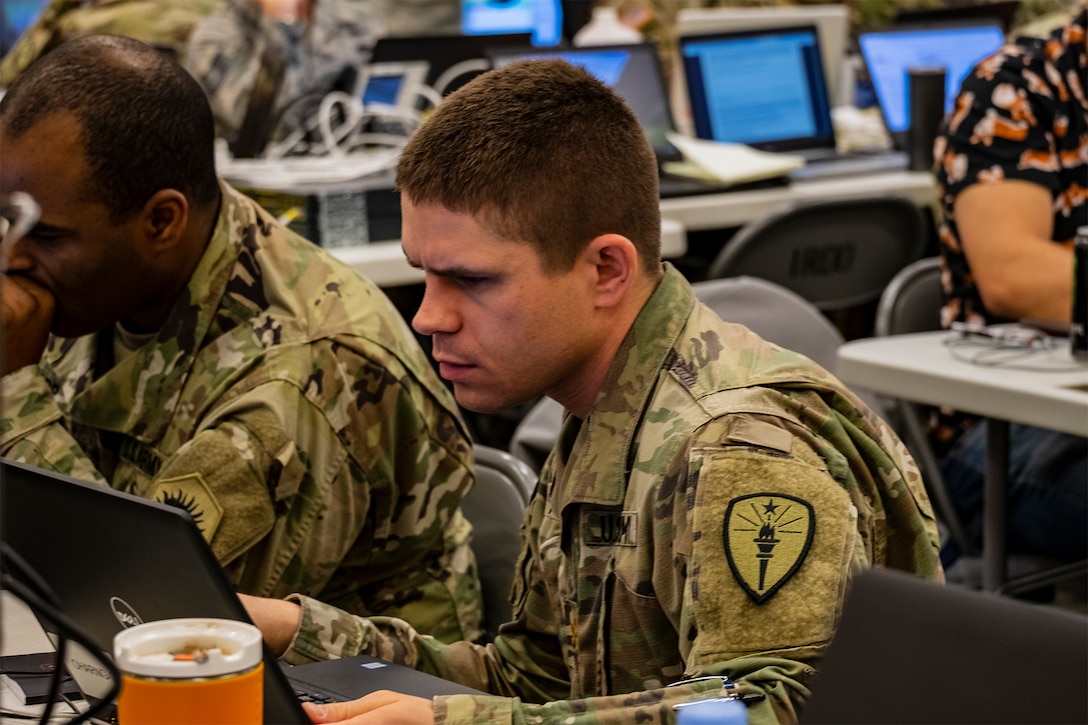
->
<box><xmin>0</xmin><ymin>459</ymin><xmax>484</xmax><ymax>723</ymax></box>
<box><xmin>678</xmin><ymin>25</ymin><xmax>907</xmax><ymax>180</ymax></box>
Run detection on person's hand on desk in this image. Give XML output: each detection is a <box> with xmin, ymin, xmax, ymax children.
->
<box><xmin>0</xmin><ymin>272</ymin><xmax>54</xmax><ymax>376</ymax></box>
<box><xmin>302</xmin><ymin>691</ymin><xmax>435</xmax><ymax>725</ymax></box>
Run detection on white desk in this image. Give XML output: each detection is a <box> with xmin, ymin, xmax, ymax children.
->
<box><xmin>837</xmin><ymin>331</ymin><xmax>1088</xmax><ymax>591</ymax></box>
<box><xmin>658</xmin><ymin>169</ymin><xmax>937</xmax><ymax>232</ymax></box>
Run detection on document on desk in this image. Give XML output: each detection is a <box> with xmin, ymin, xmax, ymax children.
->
<box><xmin>664</xmin><ymin>132</ymin><xmax>805</xmax><ymax>185</ymax></box>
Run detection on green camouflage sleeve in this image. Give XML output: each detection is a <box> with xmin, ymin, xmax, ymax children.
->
<box><xmin>1</xmin><ymin>344</ymin><xmax>479</xmax><ymax>643</ymax></box>
<box><xmin>0</xmin><ymin>363</ymin><xmax>108</xmax><ymax>485</ymax></box>
<box><xmin>286</xmin><ymin>594</ymin><xmax>808</xmax><ymax>725</ymax></box>
<box><xmin>0</xmin><ymin>0</ymin><xmax>219</xmax><ymax>87</ymax></box>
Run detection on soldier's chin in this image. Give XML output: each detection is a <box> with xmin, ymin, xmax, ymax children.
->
<box><xmin>452</xmin><ymin>384</ymin><xmax>523</xmax><ymax>415</ymax></box>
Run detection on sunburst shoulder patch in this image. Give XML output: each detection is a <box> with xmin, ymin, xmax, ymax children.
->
<box><xmin>149</xmin><ymin>473</ymin><xmax>224</xmax><ymax>542</ymax></box>
<box><xmin>723</xmin><ymin>492</ymin><xmax>815</xmax><ymax>604</ymax></box>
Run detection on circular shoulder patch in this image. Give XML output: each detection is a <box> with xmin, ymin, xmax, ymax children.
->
<box><xmin>723</xmin><ymin>493</ymin><xmax>815</xmax><ymax>605</ymax></box>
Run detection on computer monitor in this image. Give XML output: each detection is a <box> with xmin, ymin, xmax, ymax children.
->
<box><xmin>370</xmin><ymin>32</ymin><xmax>534</xmax><ymax>97</ymax></box>
<box><xmin>461</xmin><ymin>0</ymin><xmax>563</xmax><ymax>47</ymax></box>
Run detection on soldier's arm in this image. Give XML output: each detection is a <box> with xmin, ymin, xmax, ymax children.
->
<box><xmin>0</xmin><ymin>361</ymin><xmax>108</xmax><ymax>485</ymax></box>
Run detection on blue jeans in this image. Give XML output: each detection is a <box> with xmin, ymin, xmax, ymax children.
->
<box><xmin>940</xmin><ymin>422</ymin><xmax>1088</xmax><ymax>562</ymax></box>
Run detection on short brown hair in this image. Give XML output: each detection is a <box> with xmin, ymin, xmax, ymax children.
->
<box><xmin>396</xmin><ymin>59</ymin><xmax>661</xmax><ymax>274</ymax></box>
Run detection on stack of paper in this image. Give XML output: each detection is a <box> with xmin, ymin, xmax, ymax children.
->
<box><xmin>664</xmin><ymin>132</ymin><xmax>805</xmax><ymax>185</ymax></box>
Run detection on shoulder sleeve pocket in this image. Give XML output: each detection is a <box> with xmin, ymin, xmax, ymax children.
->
<box><xmin>688</xmin><ymin>447</ymin><xmax>858</xmax><ymax>667</ymax></box>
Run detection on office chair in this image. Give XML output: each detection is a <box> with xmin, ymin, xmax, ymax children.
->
<box><xmin>510</xmin><ymin>276</ymin><xmax>884</xmax><ymax>472</ymax></box>
<box><xmin>876</xmin><ymin>257</ymin><xmax>1088</xmax><ymax>595</ymax></box>
<box><xmin>874</xmin><ymin>257</ymin><xmax>976</xmax><ymax>557</ymax></box>
<box><xmin>705</xmin><ymin>194</ymin><xmax>927</xmax><ymax>313</ymax></box>
<box><xmin>462</xmin><ymin>444</ymin><xmax>537</xmax><ymax>641</ymax></box>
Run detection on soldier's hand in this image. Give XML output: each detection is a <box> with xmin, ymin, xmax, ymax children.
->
<box><xmin>303</xmin><ymin>690</ymin><xmax>435</xmax><ymax>725</ymax></box>
<box><xmin>1</xmin><ymin>273</ymin><xmax>54</xmax><ymax>376</ymax></box>
<box><xmin>238</xmin><ymin>593</ymin><xmax>302</xmax><ymax>657</ymax></box>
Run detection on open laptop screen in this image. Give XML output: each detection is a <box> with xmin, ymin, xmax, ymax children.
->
<box><xmin>680</xmin><ymin>25</ymin><xmax>835</xmax><ymax>152</ymax></box>
<box><xmin>858</xmin><ymin>22</ymin><xmax>1006</xmax><ymax>142</ymax></box>
<box><xmin>488</xmin><ymin>43</ymin><xmax>680</xmax><ymax>163</ymax></box>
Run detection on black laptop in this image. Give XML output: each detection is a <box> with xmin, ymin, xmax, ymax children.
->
<box><xmin>801</xmin><ymin>567</ymin><xmax>1088</xmax><ymax>724</ymax></box>
<box><xmin>0</xmin><ymin>459</ymin><xmax>484</xmax><ymax>723</ymax></box>
<box><xmin>369</xmin><ymin>32</ymin><xmax>534</xmax><ymax>97</ymax></box>
<box><xmin>679</xmin><ymin>25</ymin><xmax>908</xmax><ymax>180</ymax></box>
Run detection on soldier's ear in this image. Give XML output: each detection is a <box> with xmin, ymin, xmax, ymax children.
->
<box><xmin>140</xmin><ymin>189</ymin><xmax>189</xmax><ymax>257</ymax></box>
<box><xmin>583</xmin><ymin>233</ymin><xmax>639</xmax><ymax>310</ymax></box>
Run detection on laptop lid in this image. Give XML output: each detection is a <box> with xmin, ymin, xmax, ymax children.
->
<box><xmin>370</xmin><ymin>32</ymin><xmax>533</xmax><ymax>96</ymax></box>
<box><xmin>679</xmin><ymin>25</ymin><xmax>836</xmax><ymax>154</ymax></box>
<box><xmin>858</xmin><ymin>22</ymin><xmax>1006</xmax><ymax>149</ymax></box>
<box><xmin>672</xmin><ymin>4</ymin><xmax>850</xmax><ymax>123</ymax></box>
<box><xmin>800</xmin><ymin>567</ymin><xmax>1088</xmax><ymax>724</ymax></box>
<box><xmin>487</xmin><ymin>42</ymin><xmax>683</xmax><ymax>164</ymax></box>
<box><xmin>0</xmin><ymin>459</ymin><xmax>482</xmax><ymax>722</ymax></box>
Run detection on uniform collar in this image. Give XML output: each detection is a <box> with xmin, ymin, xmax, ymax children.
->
<box><xmin>53</xmin><ymin>181</ymin><xmax>250</xmax><ymax>440</ymax></box>
<box><xmin>553</xmin><ymin>264</ymin><xmax>695</xmax><ymax>507</ymax></box>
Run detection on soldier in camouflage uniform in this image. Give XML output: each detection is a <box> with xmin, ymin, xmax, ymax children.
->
<box><xmin>0</xmin><ymin>35</ymin><xmax>482</xmax><ymax>644</ymax></box>
<box><xmin>242</xmin><ymin>59</ymin><xmax>942</xmax><ymax>725</ymax></box>
<box><xmin>0</xmin><ymin>0</ymin><xmax>222</xmax><ymax>87</ymax></box>
<box><xmin>183</xmin><ymin>0</ymin><xmax>386</xmax><ymax>151</ymax></box>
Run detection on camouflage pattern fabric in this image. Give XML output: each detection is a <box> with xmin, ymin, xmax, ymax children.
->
<box><xmin>0</xmin><ymin>0</ymin><xmax>221</xmax><ymax>88</ymax></box>
<box><xmin>281</xmin><ymin>265</ymin><xmax>943</xmax><ymax>725</ymax></box>
<box><xmin>0</xmin><ymin>182</ymin><xmax>482</xmax><ymax>644</ymax></box>
<box><xmin>183</xmin><ymin>0</ymin><xmax>385</xmax><ymax>147</ymax></box>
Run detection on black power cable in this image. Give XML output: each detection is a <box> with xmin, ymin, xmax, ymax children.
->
<box><xmin>1</xmin><ymin>543</ymin><xmax>121</xmax><ymax>724</ymax></box>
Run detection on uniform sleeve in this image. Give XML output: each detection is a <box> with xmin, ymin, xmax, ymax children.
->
<box><xmin>280</xmin><ymin>419</ymin><xmax>842</xmax><ymax>725</ymax></box>
<box><xmin>0</xmin><ymin>363</ymin><xmax>109</xmax><ymax>484</ymax></box>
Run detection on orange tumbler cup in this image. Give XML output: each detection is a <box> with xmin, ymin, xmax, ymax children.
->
<box><xmin>113</xmin><ymin>618</ymin><xmax>263</xmax><ymax>724</ymax></box>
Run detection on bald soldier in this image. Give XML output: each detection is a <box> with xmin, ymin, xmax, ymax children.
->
<box><xmin>242</xmin><ymin>59</ymin><xmax>942</xmax><ymax>725</ymax></box>
<box><xmin>0</xmin><ymin>35</ymin><xmax>482</xmax><ymax>643</ymax></box>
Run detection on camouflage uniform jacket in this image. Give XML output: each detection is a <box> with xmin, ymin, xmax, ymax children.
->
<box><xmin>281</xmin><ymin>265</ymin><xmax>943</xmax><ymax>724</ymax></box>
<box><xmin>183</xmin><ymin>0</ymin><xmax>385</xmax><ymax>147</ymax></box>
<box><xmin>0</xmin><ymin>0</ymin><xmax>221</xmax><ymax>87</ymax></box>
<box><xmin>0</xmin><ymin>182</ymin><xmax>482</xmax><ymax>644</ymax></box>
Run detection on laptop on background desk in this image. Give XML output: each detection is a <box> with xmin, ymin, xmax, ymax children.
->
<box><xmin>369</xmin><ymin>32</ymin><xmax>533</xmax><ymax>97</ymax></box>
<box><xmin>679</xmin><ymin>25</ymin><xmax>908</xmax><ymax>181</ymax></box>
<box><xmin>0</xmin><ymin>459</ymin><xmax>484</xmax><ymax>723</ymax></box>
<box><xmin>487</xmin><ymin>42</ymin><xmax>776</xmax><ymax>198</ymax></box>
<box><xmin>858</xmin><ymin>21</ymin><xmax>1007</xmax><ymax>151</ymax></box>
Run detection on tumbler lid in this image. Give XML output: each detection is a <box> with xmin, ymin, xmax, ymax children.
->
<box><xmin>113</xmin><ymin>618</ymin><xmax>263</xmax><ymax>679</ymax></box>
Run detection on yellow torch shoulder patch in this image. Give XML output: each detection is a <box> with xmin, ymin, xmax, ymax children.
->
<box><xmin>724</xmin><ymin>493</ymin><xmax>815</xmax><ymax>605</ymax></box>
<box><xmin>149</xmin><ymin>473</ymin><xmax>224</xmax><ymax>542</ymax></box>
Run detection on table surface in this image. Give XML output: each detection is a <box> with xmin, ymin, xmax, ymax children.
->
<box><xmin>837</xmin><ymin>330</ymin><xmax>1088</xmax><ymax>437</ymax></box>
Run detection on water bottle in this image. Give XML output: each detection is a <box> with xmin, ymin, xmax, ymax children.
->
<box><xmin>675</xmin><ymin>697</ymin><xmax>748</xmax><ymax>725</ymax></box>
